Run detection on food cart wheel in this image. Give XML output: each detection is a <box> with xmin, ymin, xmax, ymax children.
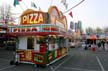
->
<box><xmin>10</xmin><ymin>60</ymin><xmax>19</xmax><ymax>65</ymax></box>
<box><xmin>15</xmin><ymin>61</ymin><xmax>19</xmax><ymax>65</ymax></box>
<box><xmin>10</xmin><ymin>60</ymin><xmax>14</xmax><ymax>65</ymax></box>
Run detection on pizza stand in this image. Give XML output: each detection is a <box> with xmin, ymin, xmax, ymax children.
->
<box><xmin>9</xmin><ymin>6</ymin><xmax>70</xmax><ymax>66</ymax></box>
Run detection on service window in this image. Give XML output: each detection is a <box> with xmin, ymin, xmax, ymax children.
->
<box><xmin>27</xmin><ymin>37</ymin><xmax>34</xmax><ymax>49</ymax></box>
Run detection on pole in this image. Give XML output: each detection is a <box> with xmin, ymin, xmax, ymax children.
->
<box><xmin>19</xmin><ymin>5</ymin><xmax>25</xmax><ymax>11</ymax></box>
<box><xmin>22</xmin><ymin>1</ymin><xmax>28</xmax><ymax>9</ymax></box>
<box><xmin>63</xmin><ymin>0</ymin><xmax>85</xmax><ymax>14</ymax></box>
<box><xmin>5</xmin><ymin>19</ymin><xmax>8</xmax><ymax>50</ymax></box>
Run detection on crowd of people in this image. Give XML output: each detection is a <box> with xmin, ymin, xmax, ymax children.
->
<box><xmin>81</xmin><ymin>39</ymin><xmax>108</xmax><ymax>51</ymax></box>
<box><xmin>97</xmin><ymin>40</ymin><xmax>108</xmax><ymax>51</ymax></box>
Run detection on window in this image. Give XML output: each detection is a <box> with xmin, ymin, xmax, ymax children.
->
<box><xmin>27</xmin><ymin>37</ymin><xmax>34</xmax><ymax>49</ymax></box>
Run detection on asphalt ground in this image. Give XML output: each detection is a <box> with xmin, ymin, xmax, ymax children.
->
<box><xmin>0</xmin><ymin>47</ymin><xmax>108</xmax><ymax>71</ymax></box>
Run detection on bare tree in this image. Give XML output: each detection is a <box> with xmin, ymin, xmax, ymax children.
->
<box><xmin>104</xmin><ymin>27</ymin><xmax>108</xmax><ymax>33</ymax></box>
<box><xmin>0</xmin><ymin>4</ymin><xmax>14</xmax><ymax>25</ymax></box>
<box><xmin>95</xmin><ymin>27</ymin><xmax>102</xmax><ymax>34</ymax></box>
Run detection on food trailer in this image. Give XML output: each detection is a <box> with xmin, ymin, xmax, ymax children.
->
<box><xmin>8</xmin><ymin>6</ymin><xmax>70</xmax><ymax>66</ymax></box>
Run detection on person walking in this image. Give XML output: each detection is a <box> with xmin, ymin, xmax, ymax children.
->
<box><xmin>81</xmin><ymin>41</ymin><xmax>86</xmax><ymax>50</ymax></box>
<box><xmin>97</xmin><ymin>41</ymin><xmax>101</xmax><ymax>50</ymax></box>
<box><xmin>105</xmin><ymin>41</ymin><xmax>108</xmax><ymax>51</ymax></box>
<box><xmin>101</xmin><ymin>40</ymin><xmax>105</xmax><ymax>50</ymax></box>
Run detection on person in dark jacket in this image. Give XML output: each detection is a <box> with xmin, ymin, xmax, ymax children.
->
<box><xmin>98</xmin><ymin>41</ymin><xmax>101</xmax><ymax>48</ymax></box>
<box><xmin>101</xmin><ymin>40</ymin><xmax>105</xmax><ymax>50</ymax></box>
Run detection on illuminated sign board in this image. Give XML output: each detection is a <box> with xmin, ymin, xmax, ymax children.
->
<box><xmin>20</xmin><ymin>11</ymin><xmax>45</xmax><ymax>25</ymax></box>
<box><xmin>12</xmin><ymin>27</ymin><xmax>39</xmax><ymax>32</ymax></box>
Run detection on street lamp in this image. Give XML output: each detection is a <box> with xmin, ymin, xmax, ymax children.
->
<box><xmin>5</xmin><ymin>19</ymin><xmax>8</xmax><ymax>49</ymax></box>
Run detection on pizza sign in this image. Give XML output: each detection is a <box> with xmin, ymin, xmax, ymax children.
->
<box><xmin>20</xmin><ymin>11</ymin><xmax>45</xmax><ymax>25</ymax></box>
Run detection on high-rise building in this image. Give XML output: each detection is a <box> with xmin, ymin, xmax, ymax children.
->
<box><xmin>75</xmin><ymin>21</ymin><xmax>83</xmax><ymax>35</ymax></box>
<box><xmin>78</xmin><ymin>21</ymin><xmax>82</xmax><ymax>30</ymax></box>
<box><xmin>70</xmin><ymin>21</ymin><xmax>74</xmax><ymax>30</ymax></box>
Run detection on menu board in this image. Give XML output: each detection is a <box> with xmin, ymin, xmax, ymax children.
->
<box><xmin>17</xmin><ymin>50</ymin><xmax>32</xmax><ymax>62</ymax></box>
<box><xmin>33</xmin><ymin>53</ymin><xmax>45</xmax><ymax>64</ymax></box>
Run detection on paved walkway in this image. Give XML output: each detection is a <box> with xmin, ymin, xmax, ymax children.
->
<box><xmin>0</xmin><ymin>47</ymin><xmax>108</xmax><ymax>71</ymax></box>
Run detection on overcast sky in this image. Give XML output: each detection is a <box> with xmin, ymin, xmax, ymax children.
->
<box><xmin>0</xmin><ymin>0</ymin><xmax>108</xmax><ymax>30</ymax></box>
